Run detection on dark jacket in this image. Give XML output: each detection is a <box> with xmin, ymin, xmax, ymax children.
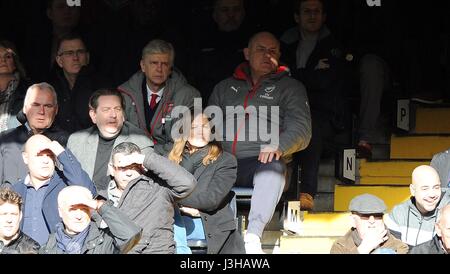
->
<box><xmin>180</xmin><ymin>150</ymin><xmax>245</xmax><ymax>254</ymax></box>
<box><xmin>281</xmin><ymin>27</ymin><xmax>348</xmax><ymax>129</ymax></box>
<box><xmin>208</xmin><ymin>63</ymin><xmax>312</xmax><ymax>161</ymax></box>
<box><xmin>12</xmin><ymin>149</ymin><xmax>97</xmax><ymax>237</ymax></box>
<box><xmin>0</xmin><ymin>121</ymin><xmax>69</xmax><ymax>185</ymax></box>
<box><xmin>40</xmin><ymin>202</ymin><xmax>142</xmax><ymax>254</ymax></box>
<box><xmin>0</xmin><ymin>232</ymin><xmax>40</xmax><ymax>254</ymax></box>
<box><xmin>108</xmin><ymin>151</ymin><xmax>197</xmax><ymax>254</ymax></box>
<box><xmin>409</xmin><ymin>236</ymin><xmax>447</xmax><ymax>254</ymax></box>
<box><xmin>4</xmin><ymin>78</ymin><xmax>30</xmax><ymax>132</ymax></box>
<box><xmin>330</xmin><ymin>229</ymin><xmax>409</xmax><ymax>254</ymax></box>
<box><xmin>50</xmin><ymin>66</ymin><xmax>111</xmax><ymax>133</ymax></box>
<box><xmin>118</xmin><ymin>69</ymin><xmax>201</xmax><ymax>155</ymax></box>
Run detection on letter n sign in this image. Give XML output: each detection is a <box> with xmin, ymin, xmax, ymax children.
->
<box><xmin>366</xmin><ymin>0</ymin><xmax>381</xmax><ymax>7</ymax></box>
<box><xmin>66</xmin><ymin>0</ymin><xmax>81</xmax><ymax>7</ymax></box>
<box><xmin>343</xmin><ymin>149</ymin><xmax>356</xmax><ymax>182</ymax></box>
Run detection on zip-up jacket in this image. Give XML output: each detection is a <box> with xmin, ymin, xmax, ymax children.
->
<box><xmin>208</xmin><ymin>62</ymin><xmax>311</xmax><ymax>161</ymax></box>
<box><xmin>385</xmin><ymin>190</ymin><xmax>450</xmax><ymax>246</ymax></box>
<box><xmin>118</xmin><ymin>69</ymin><xmax>201</xmax><ymax>155</ymax></box>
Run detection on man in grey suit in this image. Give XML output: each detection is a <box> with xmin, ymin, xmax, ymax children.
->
<box><xmin>67</xmin><ymin>89</ymin><xmax>153</xmax><ymax>191</ymax></box>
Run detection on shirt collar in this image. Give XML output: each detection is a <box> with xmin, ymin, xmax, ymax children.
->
<box><xmin>146</xmin><ymin>85</ymin><xmax>165</xmax><ymax>98</ymax></box>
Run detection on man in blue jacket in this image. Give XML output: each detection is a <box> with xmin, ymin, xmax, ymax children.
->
<box><xmin>12</xmin><ymin>134</ymin><xmax>96</xmax><ymax>246</ymax></box>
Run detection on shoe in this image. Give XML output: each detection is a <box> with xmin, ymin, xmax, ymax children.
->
<box><xmin>300</xmin><ymin>193</ymin><xmax>314</xmax><ymax>211</ymax></box>
<box><xmin>244</xmin><ymin>233</ymin><xmax>265</xmax><ymax>254</ymax></box>
<box><xmin>356</xmin><ymin>141</ymin><xmax>372</xmax><ymax>159</ymax></box>
<box><xmin>411</xmin><ymin>92</ymin><xmax>443</xmax><ymax>104</ymax></box>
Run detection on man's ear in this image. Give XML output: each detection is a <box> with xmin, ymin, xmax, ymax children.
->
<box><xmin>244</xmin><ymin>48</ymin><xmax>250</xmax><ymax>61</ymax></box>
<box><xmin>436</xmin><ymin>223</ymin><xmax>442</xmax><ymax>238</ymax></box>
<box><xmin>46</xmin><ymin>8</ymin><xmax>53</xmax><ymax>21</ymax></box>
<box><xmin>294</xmin><ymin>13</ymin><xmax>300</xmax><ymax>24</ymax></box>
<box><xmin>410</xmin><ymin>184</ymin><xmax>416</xmax><ymax>197</ymax></box>
<box><xmin>140</xmin><ymin>59</ymin><xmax>145</xmax><ymax>73</ymax></box>
<box><xmin>56</xmin><ymin>56</ymin><xmax>63</xmax><ymax>68</ymax></box>
<box><xmin>108</xmin><ymin>163</ymin><xmax>115</xmax><ymax>178</ymax></box>
<box><xmin>58</xmin><ymin>206</ymin><xmax>63</xmax><ymax>219</ymax></box>
<box><xmin>86</xmin><ymin>52</ymin><xmax>91</xmax><ymax>65</ymax></box>
<box><xmin>22</xmin><ymin>152</ymin><xmax>29</xmax><ymax>165</ymax></box>
<box><xmin>89</xmin><ymin>109</ymin><xmax>97</xmax><ymax>124</ymax></box>
<box><xmin>350</xmin><ymin>214</ymin><xmax>357</xmax><ymax>228</ymax></box>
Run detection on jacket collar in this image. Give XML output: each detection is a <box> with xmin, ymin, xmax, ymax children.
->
<box><xmin>233</xmin><ymin>62</ymin><xmax>290</xmax><ymax>83</ymax></box>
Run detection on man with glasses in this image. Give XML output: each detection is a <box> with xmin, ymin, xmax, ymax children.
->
<box><xmin>11</xmin><ymin>134</ymin><xmax>96</xmax><ymax>246</ymax></box>
<box><xmin>106</xmin><ymin>142</ymin><xmax>196</xmax><ymax>254</ymax></box>
<box><xmin>51</xmin><ymin>33</ymin><xmax>110</xmax><ymax>133</ymax></box>
<box><xmin>331</xmin><ymin>193</ymin><xmax>408</xmax><ymax>254</ymax></box>
<box><xmin>0</xmin><ymin>83</ymin><xmax>68</xmax><ymax>185</ymax></box>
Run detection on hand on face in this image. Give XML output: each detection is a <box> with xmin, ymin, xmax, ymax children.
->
<box><xmin>357</xmin><ymin>227</ymin><xmax>388</xmax><ymax>254</ymax></box>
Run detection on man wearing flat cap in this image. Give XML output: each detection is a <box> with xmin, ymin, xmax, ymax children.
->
<box><xmin>330</xmin><ymin>194</ymin><xmax>408</xmax><ymax>254</ymax></box>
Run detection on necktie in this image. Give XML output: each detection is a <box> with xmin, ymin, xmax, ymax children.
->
<box><xmin>150</xmin><ymin>93</ymin><xmax>158</xmax><ymax>110</ymax></box>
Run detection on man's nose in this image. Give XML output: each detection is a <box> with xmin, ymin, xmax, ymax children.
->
<box><xmin>38</xmin><ymin>105</ymin><xmax>45</xmax><ymax>114</ymax></box>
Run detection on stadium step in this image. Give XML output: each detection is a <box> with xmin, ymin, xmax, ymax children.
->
<box><xmin>334</xmin><ymin>185</ymin><xmax>410</xmax><ymax>212</ymax></box>
<box><xmin>260</xmin><ymin>212</ymin><xmax>350</xmax><ymax>254</ymax></box>
<box><xmin>412</xmin><ymin>105</ymin><xmax>450</xmax><ymax>134</ymax></box>
<box><xmin>358</xmin><ymin>159</ymin><xmax>428</xmax><ymax>185</ymax></box>
<box><xmin>390</xmin><ymin>135</ymin><xmax>450</xmax><ymax>160</ymax></box>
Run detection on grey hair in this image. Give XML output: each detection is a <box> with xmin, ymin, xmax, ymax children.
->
<box><xmin>141</xmin><ymin>39</ymin><xmax>175</xmax><ymax>66</ymax></box>
<box><xmin>111</xmin><ymin>142</ymin><xmax>142</xmax><ymax>163</ymax></box>
<box><xmin>23</xmin><ymin>82</ymin><xmax>58</xmax><ymax>108</ymax></box>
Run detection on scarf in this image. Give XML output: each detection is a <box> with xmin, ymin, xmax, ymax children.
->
<box><xmin>55</xmin><ymin>222</ymin><xmax>90</xmax><ymax>254</ymax></box>
<box><xmin>180</xmin><ymin>143</ymin><xmax>209</xmax><ymax>174</ymax></box>
<box><xmin>0</xmin><ymin>74</ymin><xmax>19</xmax><ymax>132</ymax></box>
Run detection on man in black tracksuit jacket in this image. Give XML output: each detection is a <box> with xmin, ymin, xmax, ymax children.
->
<box><xmin>281</xmin><ymin>0</ymin><xmax>349</xmax><ymax>210</ymax></box>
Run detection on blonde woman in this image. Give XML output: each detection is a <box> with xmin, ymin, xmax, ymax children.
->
<box><xmin>169</xmin><ymin>110</ymin><xmax>245</xmax><ymax>254</ymax></box>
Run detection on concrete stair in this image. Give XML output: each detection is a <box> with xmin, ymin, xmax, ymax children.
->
<box><xmin>258</xmin><ymin>103</ymin><xmax>450</xmax><ymax>254</ymax></box>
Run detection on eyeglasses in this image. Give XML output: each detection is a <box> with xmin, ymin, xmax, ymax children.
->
<box><xmin>57</xmin><ymin>49</ymin><xmax>88</xmax><ymax>58</ymax></box>
<box><xmin>254</xmin><ymin>46</ymin><xmax>280</xmax><ymax>56</ymax></box>
<box><xmin>356</xmin><ymin>213</ymin><xmax>384</xmax><ymax>220</ymax></box>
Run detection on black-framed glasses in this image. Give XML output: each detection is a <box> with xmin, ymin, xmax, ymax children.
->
<box><xmin>58</xmin><ymin>49</ymin><xmax>88</xmax><ymax>58</ymax></box>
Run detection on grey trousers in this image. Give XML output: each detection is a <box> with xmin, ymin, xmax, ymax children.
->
<box><xmin>358</xmin><ymin>54</ymin><xmax>391</xmax><ymax>142</ymax></box>
<box><xmin>235</xmin><ymin>157</ymin><xmax>286</xmax><ymax>238</ymax></box>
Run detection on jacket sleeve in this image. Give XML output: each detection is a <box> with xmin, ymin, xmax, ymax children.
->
<box><xmin>98</xmin><ymin>202</ymin><xmax>142</xmax><ymax>254</ymax></box>
<box><xmin>278</xmin><ymin>80</ymin><xmax>312</xmax><ymax>156</ymax></box>
<box><xmin>384</xmin><ymin>206</ymin><xmax>403</xmax><ymax>240</ymax></box>
<box><xmin>57</xmin><ymin>149</ymin><xmax>97</xmax><ymax>196</ymax></box>
<box><xmin>143</xmin><ymin>151</ymin><xmax>197</xmax><ymax>200</ymax></box>
<box><xmin>430</xmin><ymin>150</ymin><xmax>450</xmax><ymax>187</ymax></box>
<box><xmin>180</xmin><ymin>154</ymin><xmax>237</xmax><ymax>212</ymax></box>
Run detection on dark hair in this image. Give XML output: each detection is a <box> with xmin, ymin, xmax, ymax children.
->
<box><xmin>0</xmin><ymin>188</ymin><xmax>23</xmax><ymax>211</ymax></box>
<box><xmin>56</xmin><ymin>32</ymin><xmax>88</xmax><ymax>54</ymax></box>
<box><xmin>293</xmin><ymin>0</ymin><xmax>326</xmax><ymax>15</ymax></box>
<box><xmin>112</xmin><ymin>142</ymin><xmax>142</xmax><ymax>158</ymax></box>
<box><xmin>89</xmin><ymin>89</ymin><xmax>125</xmax><ymax>111</ymax></box>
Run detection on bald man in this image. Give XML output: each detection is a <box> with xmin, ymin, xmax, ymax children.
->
<box><xmin>209</xmin><ymin>32</ymin><xmax>311</xmax><ymax>253</ymax></box>
<box><xmin>410</xmin><ymin>204</ymin><xmax>450</xmax><ymax>254</ymax></box>
<box><xmin>12</xmin><ymin>134</ymin><xmax>96</xmax><ymax>246</ymax></box>
<box><xmin>385</xmin><ymin>165</ymin><xmax>450</xmax><ymax>246</ymax></box>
